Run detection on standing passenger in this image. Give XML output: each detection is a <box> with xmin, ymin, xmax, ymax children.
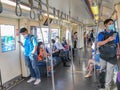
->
<box><xmin>90</xmin><ymin>30</ymin><xmax>95</xmax><ymax>44</ymax></box>
<box><xmin>73</xmin><ymin>32</ymin><xmax>78</xmax><ymax>48</ymax></box>
<box><xmin>97</xmin><ymin>19</ymin><xmax>119</xmax><ymax>90</ymax></box>
<box><xmin>19</xmin><ymin>27</ymin><xmax>41</xmax><ymax>85</ymax></box>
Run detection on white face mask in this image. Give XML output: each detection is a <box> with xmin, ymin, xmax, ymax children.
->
<box><xmin>107</xmin><ymin>24</ymin><xmax>114</xmax><ymax>31</ymax></box>
<box><xmin>23</xmin><ymin>34</ymin><xmax>28</xmax><ymax>38</ymax></box>
<box><xmin>40</xmin><ymin>45</ymin><xmax>44</xmax><ymax>48</ymax></box>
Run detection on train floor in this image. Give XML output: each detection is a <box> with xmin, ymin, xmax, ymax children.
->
<box><xmin>9</xmin><ymin>48</ymin><xmax>99</xmax><ymax>90</ymax></box>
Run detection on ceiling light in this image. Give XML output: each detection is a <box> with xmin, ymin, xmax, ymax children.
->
<box><xmin>91</xmin><ymin>5</ymin><xmax>99</xmax><ymax>15</ymax></box>
<box><xmin>43</xmin><ymin>13</ymin><xmax>58</xmax><ymax>19</ymax></box>
<box><xmin>94</xmin><ymin>15</ymin><xmax>99</xmax><ymax>21</ymax></box>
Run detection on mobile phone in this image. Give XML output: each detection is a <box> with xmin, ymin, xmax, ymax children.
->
<box><xmin>17</xmin><ymin>41</ymin><xmax>21</xmax><ymax>43</ymax></box>
<box><xmin>113</xmin><ymin>33</ymin><xmax>117</xmax><ymax>38</ymax></box>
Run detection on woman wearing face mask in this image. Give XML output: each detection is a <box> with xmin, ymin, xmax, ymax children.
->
<box><xmin>37</xmin><ymin>42</ymin><xmax>49</xmax><ymax>61</ymax></box>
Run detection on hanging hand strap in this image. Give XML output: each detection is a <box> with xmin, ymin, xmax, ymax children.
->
<box><xmin>15</xmin><ymin>0</ymin><xmax>22</xmax><ymax>16</ymax></box>
<box><xmin>38</xmin><ymin>0</ymin><xmax>42</xmax><ymax>11</ymax></box>
<box><xmin>29</xmin><ymin>0</ymin><xmax>35</xmax><ymax>19</ymax></box>
<box><xmin>38</xmin><ymin>0</ymin><xmax>44</xmax><ymax>21</ymax></box>
<box><xmin>0</xmin><ymin>0</ymin><xmax>3</xmax><ymax>14</ymax></box>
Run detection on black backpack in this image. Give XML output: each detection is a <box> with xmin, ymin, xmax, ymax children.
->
<box><xmin>99</xmin><ymin>31</ymin><xmax>117</xmax><ymax>60</ymax></box>
<box><xmin>90</xmin><ymin>32</ymin><xmax>94</xmax><ymax>38</ymax></box>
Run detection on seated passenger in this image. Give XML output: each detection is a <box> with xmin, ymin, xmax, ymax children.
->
<box><xmin>51</xmin><ymin>39</ymin><xmax>60</xmax><ymax>57</ymax></box>
<box><xmin>61</xmin><ymin>37</ymin><xmax>70</xmax><ymax>61</ymax></box>
<box><xmin>85</xmin><ymin>42</ymin><xmax>100</xmax><ymax>78</ymax></box>
<box><xmin>51</xmin><ymin>37</ymin><xmax>70</xmax><ymax>67</ymax></box>
<box><xmin>37</xmin><ymin>42</ymin><xmax>50</xmax><ymax>61</ymax></box>
<box><xmin>84</xmin><ymin>59</ymin><xmax>94</xmax><ymax>78</ymax></box>
<box><xmin>61</xmin><ymin>37</ymin><xmax>68</xmax><ymax>47</ymax></box>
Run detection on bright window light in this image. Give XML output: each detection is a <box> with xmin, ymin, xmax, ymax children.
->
<box><xmin>1</xmin><ymin>0</ymin><xmax>30</xmax><ymax>11</ymax></box>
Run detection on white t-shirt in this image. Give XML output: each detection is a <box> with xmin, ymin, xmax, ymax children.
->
<box><xmin>55</xmin><ymin>42</ymin><xmax>64</xmax><ymax>50</ymax></box>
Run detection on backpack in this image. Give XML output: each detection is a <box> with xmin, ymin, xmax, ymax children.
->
<box><xmin>30</xmin><ymin>35</ymin><xmax>34</xmax><ymax>42</ymax></box>
<box><xmin>99</xmin><ymin>31</ymin><xmax>117</xmax><ymax>60</ymax></box>
<box><xmin>90</xmin><ymin>32</ymin><xmax>94</xmax><ymax>38</ymax></box>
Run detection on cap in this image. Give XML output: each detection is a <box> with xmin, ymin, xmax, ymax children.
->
<box><xmin>19</xmin><ymin>27</ymin><xmax>27</xmax><ymax>33</ymax></box>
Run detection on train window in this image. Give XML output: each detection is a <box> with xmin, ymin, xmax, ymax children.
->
<box><xmin>0</xmin><ymin>25</ymin><xmax>16</xmax><ymax>52</ymax></box>
<box><xmin>37</xmin><ymin>27</ymin><xmax>49</xmax><ymax>43</ymax></box>
<box><xmin>51</xmin><ymin>28</ymin><xmax>60</xmax><ymax>39</ymax></box>
<box><xmin>66</xmin><ymin>30</ymin><xmax>69</xmax><ymax>40</ymax></box>
<box><xmin>37</xmin><ymin>27</ymin><xmax>59</xmax><ymax>44</ymax></box>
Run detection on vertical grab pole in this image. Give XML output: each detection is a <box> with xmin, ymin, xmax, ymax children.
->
<box><xmin>37</xmin><ymin>0</ymin><xmax>50</xmax><ymax>77</ymax></box>
<box><xmin>93</xmin><ymin>1</ymin><xmax>101</xmax><ymax>82</ymax></box>
<box><xmin>68</xmin><ymin>0</ymin><xmax>75</xmax><ymax>90</ymax></box>
<box><xmin>78</xmin><ymin>25</ymin><xmax>81</xmax><ymax>65</ymax></box>
<box><xmin>46</xmin><ymin>0</ymin><xmax>55</xmax><ymax>90</ymax></box>
<box><xmin>69</xmin><ymin>24</ymin><xmax>75</xmax><ymax>90</ymax></box>
<box><xmin>37</xmin><ymin>18</ymin><xmax>50</xmax><ymax>77</ymax></box>
<box><xmin>93</xmin><ymin>22</ymin><xmax>99</xmax><ymax>82</ymax></box>
<box><xmin>0</xmin><ymin>69</ymin><xmax>3</xmax><ymax>90</ymax></box>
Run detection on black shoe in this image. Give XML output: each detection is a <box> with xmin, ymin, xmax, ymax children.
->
<box><xmin>63</xmin><ymin>64</ymin><xmax>70</xmax><ymax>67</ymax></box>
<box><xmin>68</xmin><ymin>58</ymin><xmax>71</xmax><ymax>61</ymax></box>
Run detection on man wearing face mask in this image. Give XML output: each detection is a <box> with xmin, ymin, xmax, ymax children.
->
<box><xmin>97</xmin><ymin>19</ymin><xmax>119</xmax><ymax>90</ymax></box>
<box><xmin>19</xmin><ymin>27</ymin><xmax>41</xmax><ymax>85</ymax></box>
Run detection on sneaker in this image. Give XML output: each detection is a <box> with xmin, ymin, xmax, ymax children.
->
<box><xmin>27</xmin><ymin>77</ymin><xmax>36</xmax><ymax>83</ymax></box>
<box><xmin>34</xmin><ymin>79</ymin><xmax>41</xmax><ymax>85</ymax></box>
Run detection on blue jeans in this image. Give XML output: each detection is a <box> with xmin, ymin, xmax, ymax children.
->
<box><xmin>24</xmin><ymin>54</ymin><xmax>40</xmax><ymax>79</ymax></box>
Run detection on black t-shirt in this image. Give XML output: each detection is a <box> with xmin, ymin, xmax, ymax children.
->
<box><xmin>90</xmin><ymin>32</ymin><xmax>94</xmax><ymax>38</ymax></box>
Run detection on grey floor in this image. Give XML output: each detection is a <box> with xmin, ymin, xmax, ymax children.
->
<box><xmin>9</xmin><ymin>48</ymin><xmax>98</xmax><ymax>90</ymax></box>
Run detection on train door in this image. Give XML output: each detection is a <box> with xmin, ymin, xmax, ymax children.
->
<box><xmin>0</xmin><ymin>17</ymin><xmax>21</xmax><ymax>84</ymax></box>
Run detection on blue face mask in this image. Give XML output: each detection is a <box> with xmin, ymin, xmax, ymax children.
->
<box><xmin>108</xmin><ymin>24</ymin><xmax>114</xmax><ymax>31</ymax></box>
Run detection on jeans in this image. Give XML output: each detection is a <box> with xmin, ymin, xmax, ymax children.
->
<box><xmin>65</xmin><ymin>50</ymin><xmax>69</xmax><ymax>60</ymax></box>
<box><xmin>74</xmin><ymin>41</ymin><xmax>77</xmax><ymax>48</ymax></box>
<box><xmin>100</xmin><ymin>58</ymin><xmax>115</xmax><ymax>89</ymax></box>
<box><xmin>25</xmin><ymin>54</ymin><xmax>40</xmax><ymax>79</ymax></box>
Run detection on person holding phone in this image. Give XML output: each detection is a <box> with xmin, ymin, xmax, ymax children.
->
<box><xmin>97</xmin><ymin>19</ymin><xmax>119</xmax><ymax>89</ymax></box>
<box><xmin>19</xmin><ymin>27</ymin><xmax>41</xmax><ymax>85</ymax></box>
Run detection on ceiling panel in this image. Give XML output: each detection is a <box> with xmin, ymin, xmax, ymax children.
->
<box><xmin>100</xmin><ymin>0</ymin><xmax>115</xmax><ymax>21</ymax></box>
<box><xmin>102</xmin><ymin>6</ymin><xmax>113</xmax><ymax>18</ymax></box>
<box><xmin>42</xmin><ymin>0</ymin><xmax>94</xmax><ymax>25</ymax></box>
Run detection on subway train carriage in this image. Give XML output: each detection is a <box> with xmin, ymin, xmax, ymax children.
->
<box><xmin>0</xmin><ymin>0</ymin><xmax>120</xmax><ymax>90</ymax></box>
